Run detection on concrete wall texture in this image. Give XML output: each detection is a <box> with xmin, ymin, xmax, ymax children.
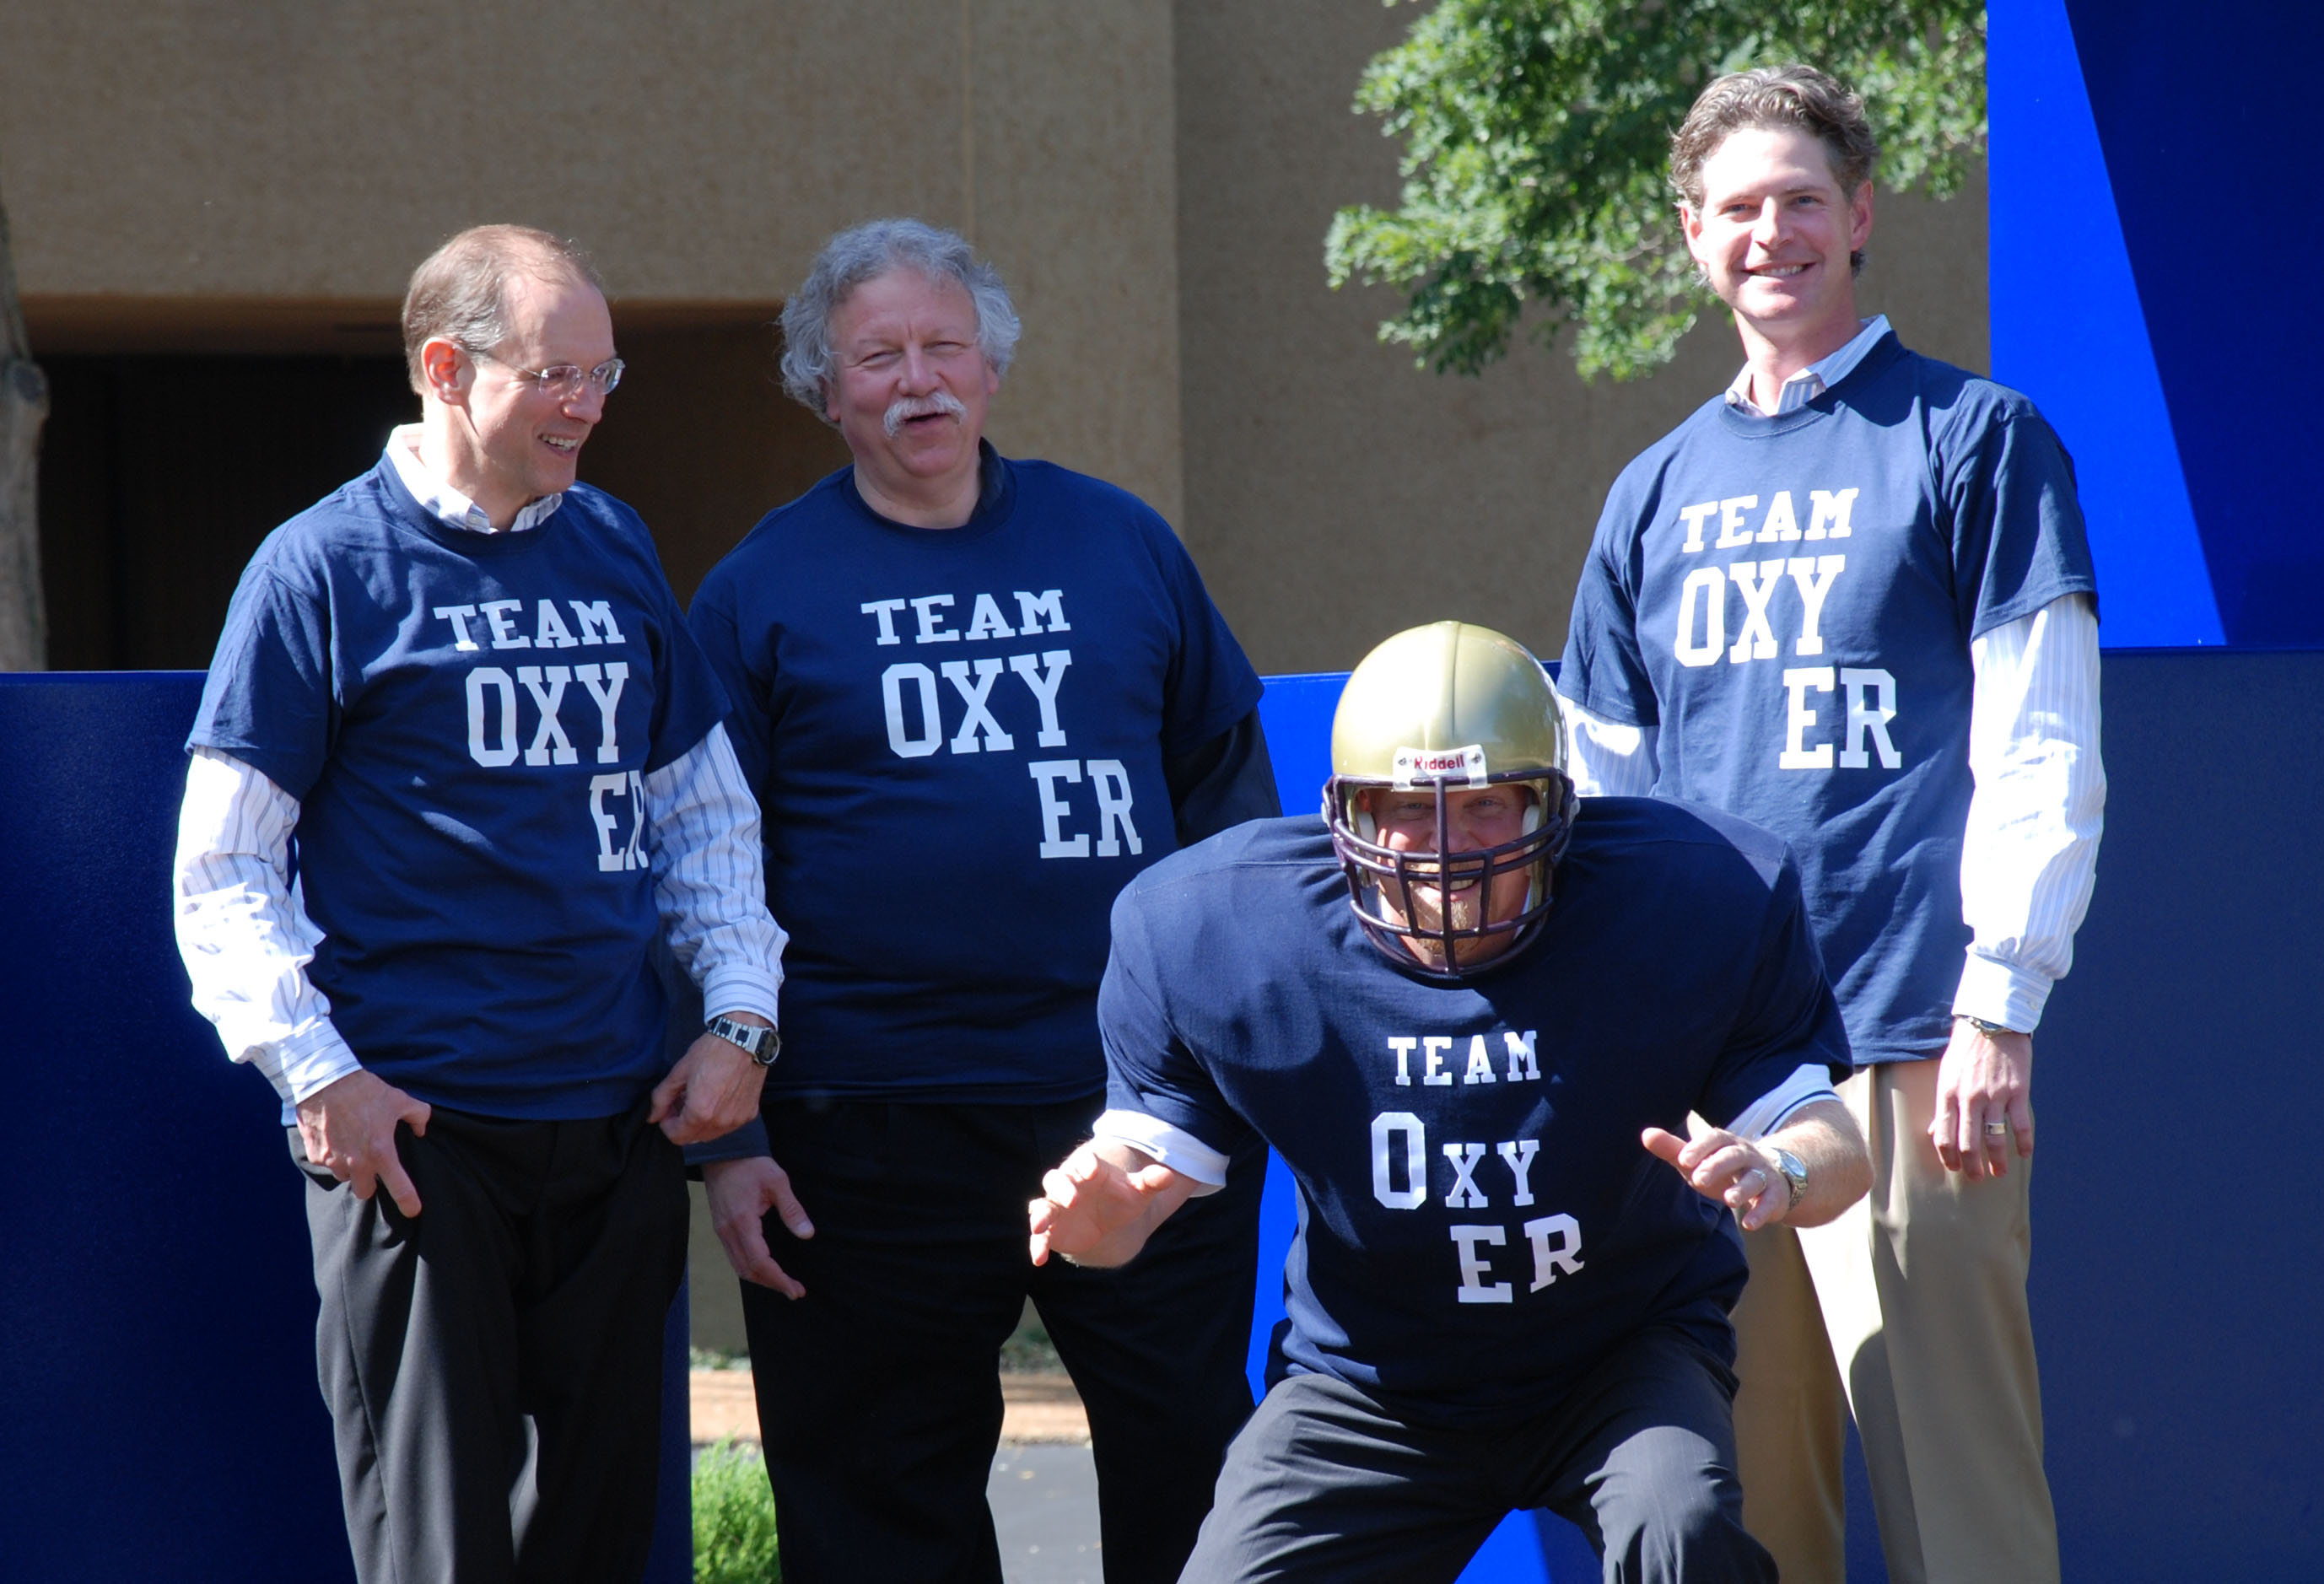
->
<box><xmin>0</xmin><ymin>0</ymin><xmax>1987</xmax><ymax>677</ymax></box>
<box><xmin>1</xmin><ymin>0</ymin><xmax>1186</xmax><ymax>528</ymax></box>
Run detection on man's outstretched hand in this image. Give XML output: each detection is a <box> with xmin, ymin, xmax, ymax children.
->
<box><xmin>1642</xmin><ymin>1099</ymin><xmax>1866</xmax><ymax>1230</ymax></box>
<box><xmin>297</xmin><ymin>1069</ymin><xmax>433</xmax><ymax>1217</ymax></box>
<box><xmin>1642</xmin><ymin>1124</ymin><xmax>1792</xmax><ymax>1231</ymax></box>
<box><xmin>1028</xmin><ymin>1143</ymin><xmax>1196</xmax><ymax>1269</ymax></box>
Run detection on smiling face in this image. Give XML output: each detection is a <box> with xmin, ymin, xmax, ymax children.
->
<box><xmin>1682</xmin><ymin>124</ymin><xmax>1874</xmax><ymax>364</ymax></box>
<box><xmin>1360</xmin><ymin>782</ymin><xmax>1539</xmax><ymax>971</ymax></box>
<box><xmin>824</xmin><ymin>267</ymin><xmax>999</xmax><ymax>526</ymax></box>
<box><xmin>423</xmin><ymin>267</ymin><xmax>615</xmax><ymax>526</ymax></box>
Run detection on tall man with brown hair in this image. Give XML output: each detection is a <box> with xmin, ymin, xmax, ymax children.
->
<box><xmin>1558</xmin><ymin>65</ymin><xmax>2104</xmax><ymax>1584</ymax></box>
<box><xmin>174</xmin><ymin>224</ymin><xmax>787</xmax><ymax>1582</ymax></box>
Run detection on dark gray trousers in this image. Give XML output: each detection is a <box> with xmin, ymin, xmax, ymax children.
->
<box><xmin>297</xmin><ymin>1102</ymin><xmax>687</xmax><ymax>1584</ymax></box>
<box><xmin>1182</xmin><ymin>1328</ymin><xmax>1776</xmax><ymax>1584</ymax></box>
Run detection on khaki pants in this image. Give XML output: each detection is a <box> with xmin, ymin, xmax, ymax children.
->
<box><xmin>1730</xmin><ymin>1059</ymin><xmax>2058</xmax><ymax>1584</ymax></box>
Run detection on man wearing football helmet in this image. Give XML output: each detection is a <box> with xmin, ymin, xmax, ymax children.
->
<box><xmin>1031</xmin><ymin>621</ymin><xmax>1871</xmax><ymax>1583</ymax></box>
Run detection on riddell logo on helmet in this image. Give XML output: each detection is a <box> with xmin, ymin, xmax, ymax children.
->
<box><xmin>1391</xmin><ymin>745</ymin><xmax>1488</xmax><ymax>789</ymax></box>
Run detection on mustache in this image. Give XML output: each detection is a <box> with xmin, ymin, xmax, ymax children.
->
<box><xmin>883</xmin><ymin>390</ymin><xmax>968</xmax><ymax>437</ymax></box>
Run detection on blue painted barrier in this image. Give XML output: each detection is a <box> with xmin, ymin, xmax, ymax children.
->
<box><xmin>0</xmin><ymin>672</ymin><xmax>691</xmax><ymax>1584</ymax></box>
<box><xmin>1258</xmin><ymin>652</ymin><xmax>2324</xmax><ymax>1579</ymax></box>
<box><xmin>9</xmin><ymin>647</ymin><xmax>2318</xmax><ymax>1579</ymax></box>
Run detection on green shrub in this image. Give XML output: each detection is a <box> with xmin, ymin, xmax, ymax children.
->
<box><xmin>693</xmin><ymin>1439</ymin><xmax>780</xmax><ymax>1584</ymax></box>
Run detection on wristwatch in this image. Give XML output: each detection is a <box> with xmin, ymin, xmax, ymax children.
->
<box><xmin>1957</xmin><ymin>1014</ymin><xmax>2020</xmax><ymax>1039</ymax></box>
<box><xmin>1769</xmin><ymin>1147</ymin><xmax>1809</xmax><ymax>1215</ymax></box>
<box><xmin>706</xmin><ymin>1014</ymin><xmax>781</xmax><ymax>1067</ymax></box>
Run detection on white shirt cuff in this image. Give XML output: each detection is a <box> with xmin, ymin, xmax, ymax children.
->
<box><xmin>267</xmin><ymin>1020</ymin><xmax>364</xmax><ymax>1107</ymax></box>
<box><xmin>1726</xmin><ymin>1063</ymin><xmax>1841</xmax><ymax>1140</ymax></box>
<box><xmin>698</xmin><ymin>965</ymin><xmax>781</xmax><ymax>1030</ymax></box>
<box><xmin>1554</xmin><ymin>690</ymin><xmax>1658</xmax><ymax>799</ymax></box>
<box><xmin>1091</xmin><ymin>1107</ymin><xmax>1232</xmax><ymax>1188</ymax></box>
<box><xmin>1953</xmin><ymin>953</ymin><xmax>2052</xmax><ymax>1033</ymax></box>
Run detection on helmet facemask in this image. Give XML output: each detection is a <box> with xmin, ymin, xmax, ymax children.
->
<box><xmin>1325</xmin><ymin>761</ymin><xmax>1577</xmax><ymax>982</ymax></box>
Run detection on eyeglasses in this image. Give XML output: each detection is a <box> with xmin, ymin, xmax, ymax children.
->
<box><xmin>466</xmin><ymin>347</ymin><xmax>625</xmax><ymax>401</ymax></box>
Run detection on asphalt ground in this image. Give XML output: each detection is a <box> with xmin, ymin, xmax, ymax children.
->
<box><xmin>692</xmin><ymin>1368</ymin><xmax>1102</xmax><ymax>1581</ymax></box>
<box><xmin>988</xmin><ymin>1442</ymin><xmax>1103</xmax><ymax>1584</ymax></box>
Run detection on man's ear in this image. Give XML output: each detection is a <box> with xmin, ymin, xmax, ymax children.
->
<box><xmin>1848</xmin><ymin>181</ymin><xmax>1875</xmax><ymax>253</ymax></box>
<box><xmin>1677</xmin><ymin>201</ymin><xmax>1707</xmax><ymax>261</ymax></box>
<box><xmin>419</xmin><ymin>337</ymin><xmax>471</xmax><ymax>405</ymax></box>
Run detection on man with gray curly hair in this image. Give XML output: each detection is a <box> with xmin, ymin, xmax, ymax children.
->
<box><xmin>686</xmin><ymin>218</ymin><xmax>1281</xmax><ymax>1582</ymax></box>
<box><xmin>1558</xmin><ymin>64</ymin><xmax>2100</xmax><ymax>1584</ymax></box>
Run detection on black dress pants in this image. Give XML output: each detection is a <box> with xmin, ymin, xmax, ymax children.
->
<box><xmin>739</xmin><ymin>1095</ymin><xmax>1266</xmax><ymax>1584</ymax></box>
<box><xmin>297</xmin><ymin>1101</ymin><xmax>688</xmax><ymax>1584</ymax></box>
<box><xmin>1182</xmin><ymin>1328</ymin><xmax>1777</xmax><ymax>1584</ymax></box>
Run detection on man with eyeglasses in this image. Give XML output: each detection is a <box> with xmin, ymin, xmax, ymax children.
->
<box><xmin>173</xmin><ymin>224</ymin><xmax>786</xmax><ymax>1582</ymax></box>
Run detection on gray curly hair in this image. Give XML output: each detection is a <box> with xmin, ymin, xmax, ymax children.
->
<box><xmin>778</xmin><ymin>219</ymin><xmax>1022</xmax><ymax>416</ymax></box>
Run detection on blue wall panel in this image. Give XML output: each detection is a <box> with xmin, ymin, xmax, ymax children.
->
<box><xmin>0</xmin><ymin>674</ymin><xmax>691</xmax><ymax>1583</ymax></box>
<box><xmin>1993</xmin><ymin>0</ymin><xmax>2324</xmax><ymax>648</ymax></box>
<box><xmin>2024</xmin><ymin>649</ymin><xmax>2324</xmax><ymax>1577</ymax></box>
<box><xmin>2060</xmin><ymin>1</ymin><xmax>2324</xmax><ymax>646</ymax></box>
<box><xmin>9</xmin><ymin>649</ymin><xmax>2320</xmax><ymax>1576</ymax></box>
<box><xmin>1261</xmin><ymin>649</ymin><xmax>2324</xmax><ymax>1576</ymax></box>
<box><xmin>1989</xmin><ymin>0</ymin><xmax>2223</xmax><ymax>648</ymax></box>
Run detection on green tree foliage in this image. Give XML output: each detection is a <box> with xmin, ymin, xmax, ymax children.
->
<box><xmin>1324</xmin><ymin>1</ymin><xmax>1986</xmax><ymax>380</ymax></box>
<box><xmin>693</xmin><ymin>1440</ymin><xmax>781</xmax><ymax>1583</ymax></box>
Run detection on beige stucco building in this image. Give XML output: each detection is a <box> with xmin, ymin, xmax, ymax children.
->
<box><xmin>3</xmin><ymin>1</ymin><xmax>1987</xmax><ymax>1349</ymax></box>
<box><xmin>3</xmin><ymin>0</ymin><xmax>1984</xmax><ymax>676</ymax></box>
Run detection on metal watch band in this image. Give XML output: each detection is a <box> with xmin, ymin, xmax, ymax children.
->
<box><xmin>1958</xmin><ymin>1014</ymin><xmax>2019</xmax><ymax>1039</ymax></box>
<box><xmin>705</xmin><ymin>1014</ymin><xmax>780</xmax><ymax>1067</ymax></box>
<box><xmin>1771</xmin><ymin>1147</ymin><xmax>1809</xmax><ymax>1214</ymax></box>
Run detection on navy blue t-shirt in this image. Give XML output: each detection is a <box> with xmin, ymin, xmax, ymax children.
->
<box><xmin>1560</xmin><ymin>334</ymin><xmax>2097</xmax><ymax>1058</ymax></box>
<box><xmin>687</xmin><ymin>450</ymin><xmax>1263</xmax><ymax>1102</ymax></box>
<box><xmin>189</xmin><ymin>460</ymin><xmax>730</xmax><ymax>1118</ymax></box>
<box><xmin>1102</xmin><ymin>803</ymin><xmax>1850</xmax><ymax>1422</ymax></box>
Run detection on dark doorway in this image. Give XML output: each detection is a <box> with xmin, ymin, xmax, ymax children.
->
<box><xmin>40</xmin><ymin>355</ymin><xmax>418</xmax><ymax>671</ymax></box>
<box><xmin>34</xmin><ymin>315</ymin><xmax>850</xmax><ymax>672</ymax></box>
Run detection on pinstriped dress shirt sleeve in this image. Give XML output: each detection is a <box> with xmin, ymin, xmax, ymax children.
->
<box><xmin>1556</xmin><ymin>593</ymin><xmax>2102</xmax><ymax>1038</ymax></box>
<box><xmin>174</xmin><ymin>725</ymin><xmax>787</xmax><ymax>1118</ymax></box>
<box><xmin>1954</xmin><ymin>592</ymin><xmax>2105</xmax><ymax>1032</ymax></box>
<box><xmin>641</xmin><ymin>722</ymin><xmax>785</xmax><ymax>1026</ymax></box>
<box><xmin>172</xmin><ymin>746</ymin><xmax>361</xmax><ymax>1108</ymax></box>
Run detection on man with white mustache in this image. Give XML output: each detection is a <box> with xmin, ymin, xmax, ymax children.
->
<box><xmin>887</xmin><ymin>386</ymin><xmax>968</xmax><ymax>434</ymax></box>
<box><xmin>685</xmin><ymin>218</ymin><xmax>1280</xmax><ymax>1583</ymax></box>
<box><xmin>1557</xmin><ymin>66</ymin><xmax>2102</xmax><ymax>1584</ymax></box>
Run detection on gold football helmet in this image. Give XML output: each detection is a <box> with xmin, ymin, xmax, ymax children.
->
<box><xmin>1324</xmin><ymin>622</ymin><xmax>1578</xmax><ymax>978</ymax></box>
